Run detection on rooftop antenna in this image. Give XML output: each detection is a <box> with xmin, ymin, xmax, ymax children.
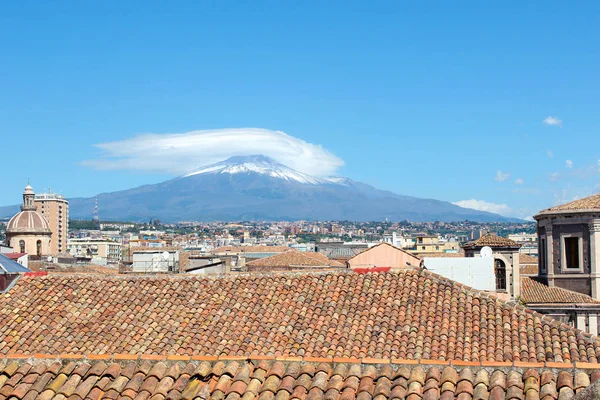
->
<box><xmin>93</xmin><ymin>197</ymin><xmax>99</xmax><ymax>222</ymax></box>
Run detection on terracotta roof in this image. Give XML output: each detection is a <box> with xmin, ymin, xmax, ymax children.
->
<box><xmin>1</xmin><ymin>253</ymin><xmax>26</xmax><ymax>260</ymax></box>
<box><xmin>520</xmin><ymin>254</ymin><xmax>539</xmax><ymax>275</ymax></box>
<box><xmin>536</xmin><ymin>193</ymin><xmax>600</xmax><ymax>215</ymax></box>
<box><xmin>0</xmin><ymin>357</ymin><xmax>599</xmax><ymax>400</ymax></box>
<box><xmin>520</xmin><ymin>254</ymin><xmax>539</xmax><ymax>264</ymax></box>
<box><xmin>521</xmin><ymin>277</ymin><xmax>600</xmax><ymax>305</ymax></box>
<box><xmin>462</xmin><ymin>233</ymin><xmax>521</xmax><ymax>249</ymax></box>
<box><xmin>1</xmin><ymin>270</ymin><xmax>599</xmax><ymax>362</ymax></box>
<box><xmin>212</xmin><ymin>246</ymin><xmax>291</xmax><ymax>254</ymax></box>
<box><xmin>520</xmin><ymin>264</ymin><xmax>539</xmax><ymax>276</ymax></box>
<box><xmin>246</xmin><ymin>251</ymin><xmax>344</xmax><ymax>269</ymax></box>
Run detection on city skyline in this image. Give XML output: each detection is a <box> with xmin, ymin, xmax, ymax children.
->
<box><xmin>2</xmin><ymin>1</ymin><xmax>599</xmax><ymax>219</ymax></box>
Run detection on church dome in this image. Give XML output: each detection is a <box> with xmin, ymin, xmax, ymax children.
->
<box><xmin>6</xmin><ymin>184</ymin><xmax>51</xmax><ymax>235</ymax></box>
<box><xmin>6</xmin><ymin>211</ymin><xmax>51</xmax><ymax>234</ymax></box>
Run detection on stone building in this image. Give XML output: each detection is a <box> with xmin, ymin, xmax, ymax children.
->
<box><xmin>533</xmin><ymin>193</ymin><xmax>600</xmax><ymax>298</ymax></box>
<box><xmin>462</xmin><ymin>233</ymin><xmax>522</xmax><ymax>298</ymax></box>
<box><xmin>5</xmin><ymin>185</ymin><xmax>52</xmax><ymax>258</ymax></box>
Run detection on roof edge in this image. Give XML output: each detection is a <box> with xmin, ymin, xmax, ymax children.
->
<box><xmin>2</xmin><ymin>353</ymin><xmax>597</xmax><ymax>369</ymax></box>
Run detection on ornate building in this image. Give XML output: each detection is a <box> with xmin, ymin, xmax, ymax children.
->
<box><xmin>5</xmin><ymin>185</ymin><xmax>52</xmax><ymax>258</ymax></box>
<box><xmin>534</xmin><ymin>193</ymin><xmax>600</xmax><ymax>298</ymax></box>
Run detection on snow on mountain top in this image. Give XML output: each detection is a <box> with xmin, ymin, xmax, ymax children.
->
<box><xmin>184</xmin><ymin>155</ymin><xmax>328</xmax><ymax>185</ymax></box>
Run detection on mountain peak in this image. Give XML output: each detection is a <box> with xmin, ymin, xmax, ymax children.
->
<box><xmin>221</xmin><ymin>155</ymin><xmax>278</xmax><ymax>164</ymax></box>
<box><xmin>183</xmin><ymin>155</ymin><xmax>325</xmax><ymax>184</ymax></box>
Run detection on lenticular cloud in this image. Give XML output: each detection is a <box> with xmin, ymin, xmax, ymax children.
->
<box><xmin>82</xmin><ymin>128</ymin><xmax>345</xmax><ymax>177</ymax></box>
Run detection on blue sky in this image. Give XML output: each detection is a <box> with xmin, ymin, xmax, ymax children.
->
<box><xmin>1</xmin><ymin>1</ymin><xmax>599</xmax><ymax>220</ymax></box>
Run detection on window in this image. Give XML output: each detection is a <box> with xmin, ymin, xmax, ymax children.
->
<box><xmin>36</xmin><ymin>240</ymin><xmax>42</xmax><ymax>257</ymax></box>
<box><xmin>540</xmin><ymin>237</ymin><xmax>547</xmax><ymax>273</ymax></box>
<box><xmin>495</xmin><ymin>259</ymin><xmax>507</xmax><ymax>291</ymax></box>
<box><xmin>564</xmin><ymin>237</ymin><xmax>580</xmax><ymax>269</ymax></box>
<box><xmin>19</xmin><ymin>240</ymin><xmax>25</xmax><ymax>254</ymax></box>
<box><xmin>421</xmin><ymin>246</ymin><xmax>426</xmax><ymax>250</ymax></box>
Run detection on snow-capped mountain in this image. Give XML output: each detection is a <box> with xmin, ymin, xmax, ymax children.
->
<box><xmin>184</xmin><ymin>155</ymin><xmax>326</xmax><ymax>185</ymax></box>
<box><xmin>0</xmin><ymin>155</ymin><xmax>523</xmax><ymax>222</ymax></box>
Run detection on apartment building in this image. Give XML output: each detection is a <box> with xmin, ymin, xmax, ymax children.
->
<box><xmin>67</xmin><ymin>238</ymin><xmax>122</xmax><ymax>265</ymax></box>
<box><xmin>34</xmin><ymin>192</ymin><xmax>69</xmax><ymax>255</ymax></box>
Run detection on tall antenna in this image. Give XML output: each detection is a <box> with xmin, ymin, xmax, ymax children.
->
<box><xmin>93</xmin><ymin>197</ymin><xmax>99</xmax><ymax>222</ymax></box>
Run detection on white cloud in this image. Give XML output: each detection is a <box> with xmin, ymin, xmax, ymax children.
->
<box><xmin>494</xmin><ymin>170</ymin><xmax>510</xmax><ymax>182</ymax></box>
<box><xmin>543</xmin><ymin>116</ymin><xmax>563</xmax><ymax>127</ymax></box>
<box><xmin>549</xmin><ymin>172</ymin><xmax>560</xmax><ymax>182</ymax></box>
<box><xmin>82</xmin><ymin>128</ymin><xmax>345</xmax><ymax>176</ymax></box>
<box><xmin>453</xmin><ymin>199</ymin><xmax>512</xmax><ymax>217</ymax></box>
<box><xmin>514</xmin><ymin>178</ymin><xmax>524</xmax><ymax>185</ymax></box>
<box><xmin>565</xmin><ymin>159</ymin><xmax>573</xmax><ymax>168</ymax></box>
<box><xmin>547</xmin><ymin>150</ymin><xmax>554</xmax><ymax>158</ymax></box>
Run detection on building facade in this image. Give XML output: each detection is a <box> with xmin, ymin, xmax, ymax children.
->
<box><xmin>67</xmin><ymin>238</ymin><xmax>122</xmax><ymax>264</ymax></box>
<box><xmin>35</xmin><ymin>192</ymin><xmax>69</xmax><ymax>255</ymax></box>
<box><xmin>462</xmin><ymin>233</ymin><xmax>522</xmax><ymax>298</ymax></box>
<box><xmin>5</xmin><ymin>185</ymin><xmax>52</xmax><ymax>258</ymax></box>
<box><xmin>534</xmin><ymin>193</ymin><xmax>600</xmax><ymax>298</ymax></box>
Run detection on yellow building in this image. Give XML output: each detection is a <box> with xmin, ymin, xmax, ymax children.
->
<box><xmin>35</xmin><ymin>192</ymin><xmax>69</xmax><ymax>255</ymax></box>
<box><xmin>409</xmin><ymin>235</ymin><xmax>460</xmax><ymax>254</ymax></box>
<box><xmin>6</xmin><ymin>185</ymin><xmax>52</xmax><ymax>258</ymax></box>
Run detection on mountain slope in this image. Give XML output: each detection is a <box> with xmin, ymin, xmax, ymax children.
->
<box><xmin>0</xmin><ymin>156</ymin><xmax>521</xmax><ymax>222</ymax></box>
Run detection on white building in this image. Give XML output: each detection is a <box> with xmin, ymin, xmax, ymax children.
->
<box><xmin>67</xmin><ymin>238</ymin><xmax>122</xmax><ymax>265</ymax></box>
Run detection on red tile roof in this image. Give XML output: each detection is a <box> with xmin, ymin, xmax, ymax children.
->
<box><xmin>536</xmin><ymin>193</ymin><xmax>600</xmax><ymax>215</ymax></box>
<box><xmin>1</xmin><ymin>270</ymin><xmax>599</xmax><ymax>363</ymax></box>
<box><xmin>462</xmin><ymin>233</ymin><xmax>520</xmax><ymax>249</ymax></box>
<box><xmin>0</xmin><ymin>357</ymin><xmax>598</xmax><ymax>400</ymax></box>
<box><xmin>1</xmin><ymin>253</ymin><xmax>26</xmax><ymax>260</ymax></box>
<box><xmin>246</xmin><ymin>251</ymin><xmax>344</xmax><ymax>269</ymax></box>
<box><xmin>521</xmin><ymin>277</ymin><xmax>600</xmax><ymax>305</ymax></box>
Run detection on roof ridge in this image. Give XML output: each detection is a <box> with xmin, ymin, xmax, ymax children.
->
<box><xmin>3</xmin><ymin>353</ymin><xmax>597</xmax><ymax>369</ymax></box>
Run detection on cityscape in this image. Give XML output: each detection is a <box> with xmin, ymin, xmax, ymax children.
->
<box><xmin>1</xmin><ymin>2</ymin><xmax>600</xmax><ymax>399</ymax></box>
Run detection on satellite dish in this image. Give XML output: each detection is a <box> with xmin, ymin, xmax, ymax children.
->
<box><xmin>480</xmin><ymin>246</ymin><xmax>493</xmax><ymax>258</ymax></box>
<box><xmin>47</xmin><ymin>256</ymin><xmax>53</xmax><ymax>262</ymax></box>
<box><xmin>162</xmin><ymin>251</ymin><xmax>170</xmax><ymax>260</ymax></box>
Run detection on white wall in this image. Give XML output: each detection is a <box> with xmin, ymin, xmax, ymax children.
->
<box><xmin>423</xmin><ymin>257</ymin><xmax>495</xmax><ymax>291</ymax></box>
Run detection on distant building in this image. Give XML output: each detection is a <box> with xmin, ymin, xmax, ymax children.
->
<box><xmin>382</xmin><ymin>232</ymin><xmax>414</xmax><ymax>249</ymax></box>
<box><xmin>347</xmin><ymin>242</ymin><xmax>421</xmax><ymax>270</ymax></box>
<box><xmin>131</xmin><ymin>248</ymin><xmax>185</xmax><ymax>273</ymax></box>
<box><xmin>5</xmin><ymin>185</ymin><xmax>52</xmax><ymax>258</ymax></box>
<box><xmin>35</xmin><ymin>191</ymin><xmax>69</xmax><ymax>255</ymax></box>
<box><xmin>67</xmin><ymin>238</ymin><xmax>122</xmax><ymax>265</ymax></box>
<box><xmin>409</xmin><ymin>235</ymin><xmax>460</xmax><ymax>254</ymax></box>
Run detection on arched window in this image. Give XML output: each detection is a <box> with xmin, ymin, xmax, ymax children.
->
<box><xmin>495</xmin><ymin>258</ymin><xmax>506</xmax><ymax>291</ymax></box>
<box><xmin>37</xmin><ymin>240</ymin><xmax>42</xmax><ymax>257</ymax></box>
<box><xmin>19</xmin><ymin>240</ymin><xmax>25</xmax><ymax>254</ymax></box>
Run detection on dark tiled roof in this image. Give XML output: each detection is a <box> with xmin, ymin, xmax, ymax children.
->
<box><xmin>521</xmin><ymin>277</ymin><xmax>600</xmax><ymax>305</ymax></box>
<box><xmin>1</xmin><ymin>270</ymin><xmax>599</xmax><ymax>362</ymax></box>
<box><xmin>462</xmin><ymin>233</ymin><xmax>521</xmax><ymax>249</ymax></box>
<box><xmin>536</xmin><ymin>193</ymin><xmax>600</xmax><ymax>215</ymax></box>
<box><xmin>246</xmin><ymin>251</ymin><xmax>344</xmax><ymax>269</ymax></box>
<box><xmin>0</xmin><ymin>357</ymin><xmax>599</xmax><ymax>400</ymax></box>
